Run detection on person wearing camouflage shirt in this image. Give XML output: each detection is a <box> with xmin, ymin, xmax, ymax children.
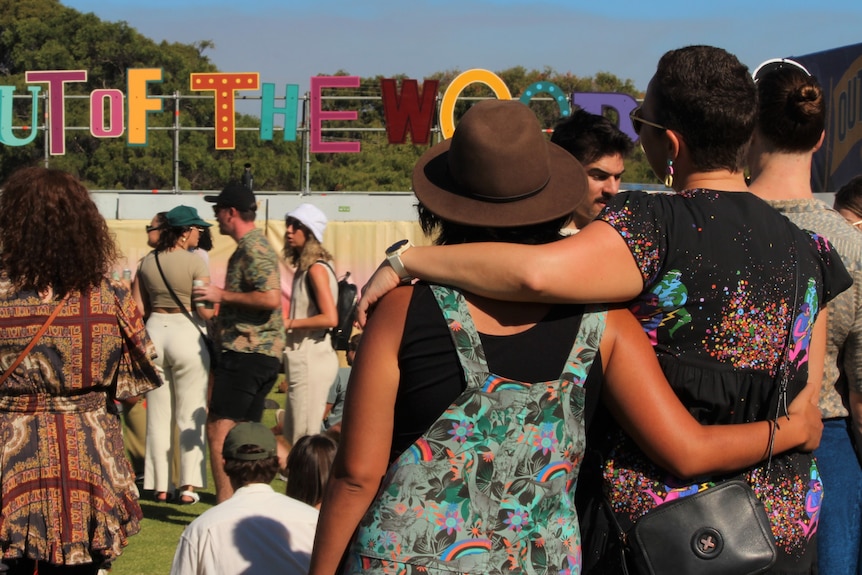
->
<box><xmin>196</xmin><ymin>182</ymin><xmax>285</xmax><ymax>503</ymax></box>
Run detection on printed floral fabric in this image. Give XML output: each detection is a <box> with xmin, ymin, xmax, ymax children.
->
<box><xmin>594</xmin><ymin>189</ymin><xmax>852</xmax><ymax>571</ymax></box>
<box><xmin>347</xmin><ymin>286</ymin><xmax>606</xmax><ymax>575</ymax></box>
<box><xmin>0</xmin><ymin>275</ymin><xmax>160</xmax><ymax>566</ymax></box>
<box><xmin>218</xmin><ymin>228</ymin><xmax>285</xmax><ymax>358</ymax></box>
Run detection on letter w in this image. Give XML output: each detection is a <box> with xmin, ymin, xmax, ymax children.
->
<box><xmin>381</xmin><ymin>79</ymin><xmax>439</xmax><ymax>145</ymax></box>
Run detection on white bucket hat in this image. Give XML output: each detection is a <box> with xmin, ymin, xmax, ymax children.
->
<box><xmin>286</xmin><ymin>203</ymin><xmax>328</xmax><ymax>242</ymax></box>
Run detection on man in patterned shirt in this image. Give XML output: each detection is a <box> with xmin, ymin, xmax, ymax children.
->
<box><xmin>195</xmin><ymin>182</ymin><xmax>286</xmax><ymax>503</ymax></box>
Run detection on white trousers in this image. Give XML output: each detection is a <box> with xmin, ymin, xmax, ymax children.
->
<box><xmin>143</xmin><ymin>312</ymin><xmax>210</xmax><ymax>492</ymax></box>
<box><xmin>283</xmin><ymin>332</ymin><xmax>339</xmax><ymax>445</ymax></box>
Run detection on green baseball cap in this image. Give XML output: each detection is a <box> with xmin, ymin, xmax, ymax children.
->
<box><xmin>222</xmin><ymin>422</ymin><xmax>277</xmax><ymax>461</ymax></box>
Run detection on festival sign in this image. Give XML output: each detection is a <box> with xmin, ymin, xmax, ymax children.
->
<box><xmin>793</xmin><ymin>42</ymin><xmax>862</xmax><ymax>193</ymax></box>
<box><xmin>0</xmin><ymin>68</ymin><xmax>641</xmax><ymax>156</ymax></box>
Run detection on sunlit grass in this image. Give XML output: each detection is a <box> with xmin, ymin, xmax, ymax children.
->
<box><xmin>109</xmin><ymin>384</ymin><xmax>285</xmax><ymax>574</ymax></box>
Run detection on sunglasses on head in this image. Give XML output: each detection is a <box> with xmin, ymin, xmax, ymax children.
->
<box><xmin>752</xmin><ymin>58</ymin><xmax>812</xmax><ymax>83</ymax></box>
<box><xmin>630</xmin><ymin>105</ymin><xmax>669</xmax><ymax>136</ymax></box>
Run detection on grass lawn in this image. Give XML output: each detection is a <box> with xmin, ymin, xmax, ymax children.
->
<box><xmin>108</xmin><ymin>384</ymin><xmax>286</xmax><ymax>575</ymax></box>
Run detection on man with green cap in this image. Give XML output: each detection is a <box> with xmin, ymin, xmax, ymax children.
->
<box><xmin>170</xmin><ymin>422</ymin><xmax>318</xmax><ymax>575</ymax></box>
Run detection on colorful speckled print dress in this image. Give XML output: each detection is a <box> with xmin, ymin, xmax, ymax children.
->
<box><xmin>582</xmin><ymin>189</ymin><xmax>851</xmax><ymax>574</ymax></box>
<box><xmin>346</xmin><ymin>286</ymin><xmax>606</xmax><ymax>575</ymax></box>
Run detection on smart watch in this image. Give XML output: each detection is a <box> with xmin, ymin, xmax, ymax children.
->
<box><xmin>385</xmin><ymin>239</ymin><xmax>414</xmax><ymax>282</ymax></box>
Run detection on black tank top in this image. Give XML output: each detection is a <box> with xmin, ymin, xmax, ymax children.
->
<box><xmin>391</xmin><ymin>282</ymin><xmax>603</xmax><ymax>460</ymax></box>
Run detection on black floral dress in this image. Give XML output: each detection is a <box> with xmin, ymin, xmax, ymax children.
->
<box><xmin>580</xmin><ymin>189</ymin><xmax>851</xmax><ymax>574</ymax></box>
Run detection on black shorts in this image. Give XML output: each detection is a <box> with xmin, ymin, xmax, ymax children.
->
<box><xmin>209</xmin><ymin>350</ymin><xmax>281</xmax><ymax>422</ymax></box>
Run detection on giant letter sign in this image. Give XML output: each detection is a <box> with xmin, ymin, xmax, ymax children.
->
<box><xmin>128</xmin><ymin>68</ymin><xmax>163</xmax><ymax>146</ymax></box>
<box><xmin>190</xmin><ymin>72</ymin><xmax>260</xmax><ymax>149</ymax></box>
<box><xmin>310</xmin><ymin>76</ymin><xmax>360</xmax><ymax>153</ymax></box>
<box><xmin>260</xmin><ymin>83</ymin><xmax>299</xmax><ymax>142</ymax></box>
<box><xmin>439</xmin><ymin>70</ymin><xmax>512</xmax><ymax>139</ymax></box>
<box><xmin>573</xmin><ymin>92</ymin><xmax>640</xmax><ymax>141</ymax></box>
<box><xmin>380</xmin><ymin>79</ymin><xmax>438</xmax><ymax>145</ymax></box>
<box><xmin>0</xmin><ymin>86</ymin><xmax>40</xmax><ymax>147</ymax></box>
<box><xmin>25</xmin><ymin>70</ymin><xmax>87</xmax><ymax>155</ymax></box>
<box><xmin>519</xmin><ymin>82</ymin><xmax>571</xmax><ymax>119</ymax></box>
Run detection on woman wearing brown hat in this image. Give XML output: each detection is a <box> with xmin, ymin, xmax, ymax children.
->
<box><xmin>357</xmin><ymin>46</ymin><xmax>851</xmax><ymax>574</ymax></box>
<box><xmin>308</xmin><ymin>99</ymin><xmax>824</xmax><ymax>575</ymax></box>
<box><xmin>133</xmin><ymin>205</ymin><xmax>214</xmax><ymax>505</ymax></box>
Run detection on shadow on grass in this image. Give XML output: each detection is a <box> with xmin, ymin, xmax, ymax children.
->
<box><xmin>139</xmin><ymin>495</ymin><xmax>215</xmax><ymax>526</ymax></box>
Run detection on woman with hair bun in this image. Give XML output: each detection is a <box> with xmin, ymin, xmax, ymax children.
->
<box><xmin>748</xmin><ymin>59</ymin><xmax>862</xmax><ymax>575</ymax></box>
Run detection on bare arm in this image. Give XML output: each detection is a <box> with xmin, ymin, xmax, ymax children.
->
<box><xmin>289</xmin><ymin>264</ymin><xmax>339</xmax><ymax>331</ymax></box>
<box><xmin>601</xmin><ymin>307</ymin><xmax>822</xmax><ymax>479</ymax></box>
<box><xmin>308</xmin><ymin>287</ymin><xmax>410</xmax><ymax>575</ymax></box>
<box><xmin>358</xmin><ymin>221</ymin><xmax>643</xmax><ymax>325</ymax></box>
<box><xmin>193</xmin><ymin>283</ymin><xmax>280</xmax><ymax>311</ymax></box>
<box><xmin>131</xmin><ymin>272</ymin><xmax>149</xmax><ymax>319</ymax></box>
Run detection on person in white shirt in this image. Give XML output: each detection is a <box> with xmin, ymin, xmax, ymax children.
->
<box><xmin>171</xmin><ymin>422</ymin><xmax>318</xmax><ymax>575</ymax></box>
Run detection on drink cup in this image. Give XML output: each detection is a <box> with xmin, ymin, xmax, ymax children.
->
<box><xmin>192</xmin><ymin>279</ymin><xmax>212</xmax><ymax>309</ymax></box>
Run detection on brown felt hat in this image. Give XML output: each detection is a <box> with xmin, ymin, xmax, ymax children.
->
<box><xmin>412</xmin><ymin>99</ymin><xmax>588</xmax><ymax>227</ymax></box>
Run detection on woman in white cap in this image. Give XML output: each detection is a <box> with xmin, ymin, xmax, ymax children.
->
<box><xmin>133</xmin><ymin>204</ymin><xmax>214</xmax><ymax>505</ymax></box>
<box><xmin>282</xmin><ymin>203</ymin><xmax>339</xmax><ymax>446</ymax></box>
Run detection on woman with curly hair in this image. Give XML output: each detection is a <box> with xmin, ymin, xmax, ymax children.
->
<box><xmin>282</xmin><ymin>204</ymin><xmax>339</xmax><ymax>446</ymax></box>
<box><xmin>0</xmin><ymin>166</ymin><xmax>161</xmax><ymax>575</ymax></box>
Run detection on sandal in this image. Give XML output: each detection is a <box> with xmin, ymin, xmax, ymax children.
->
<box><xmin>177</xmin><ymin>490</ymin><xmax>200</xmax><ymax>505</ymax></box>
<box><xmin>155</xmin><ymin>491</ymin><xmax>174</xmax><ymax>503</ymax></box>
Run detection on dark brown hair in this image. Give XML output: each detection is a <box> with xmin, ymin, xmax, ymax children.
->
<box><xmin>755</xmin><ymin>66</ymin><xmax>824</xmax><ymax>153</ymax></box>
<box><xmin>651</xmin><ymin>45</ymin><xmax>757</xmax><ymax>172</ymax></box>
<box><xmin>224</xmin><ymin>447</ymin><xmax>281</xmax><ymax>486</ymax></box>
<box><xmin>0</xmin><ymin>167</ymin><xmax>118</xmax><ymax>297</ymax></box>
<box><xmin>834</xmin><ymin>175</ymin><xmax>862</xmax><ymax>219</ymax></box>
<box><xmin>285</xmin><ymin>434</ymin><xmax>337</xmax><ymax>507</ymax></box>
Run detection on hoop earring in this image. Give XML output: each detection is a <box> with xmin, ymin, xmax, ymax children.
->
<box><xmin>664</xmin><ymin>159</ymin><xmax>674</xmax><ymax>188</ymax></box>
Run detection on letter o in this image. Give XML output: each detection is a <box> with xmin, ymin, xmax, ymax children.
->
<box><xmin>438</xmin><ymin>69</ymin><xmax>512</xmax><ymax>139</ymax></box>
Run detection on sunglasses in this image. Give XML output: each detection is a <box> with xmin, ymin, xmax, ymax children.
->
<box><xmin>630</xmin><ymin>105</ymin><xmax>669</xmax><ymax>136</ymax></box>
<box><xmin>145</xmin><ymin>224</ymin><xmax>162</xmax><ymax>233</ymax></box>
<box><xmin>752</xmin><ymin>58</ymin><xmax>812</xmax><ymax>83</ymax></box>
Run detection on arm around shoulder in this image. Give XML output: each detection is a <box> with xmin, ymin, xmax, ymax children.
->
<box><xmin>600</xmin><ymin>307</ymin><xmax>820</xmax><ymax>479</ymax></box>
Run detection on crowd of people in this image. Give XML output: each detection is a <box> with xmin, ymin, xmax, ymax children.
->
<box><xmin>1</xmin><ymin>43</ymin><xmax>862</xmax><ymax>575</ymax></box>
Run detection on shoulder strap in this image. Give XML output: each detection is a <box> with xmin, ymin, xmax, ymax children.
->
<box><xmin>430</xmin><ymin>285</ymin><xmax>489</xmax><ymax>391</ymax></box>
<box><xmin>154</xmin><ymin>251</ymin><xmax>210</xmax><ymax>342</ymax></box>
<box><xmin>0</xmin><ymin>294</ymin><xmax>69</xmax><ymax>386</ymax></box>
<box><xmin>561</xmin><ymin>304</ymin><xmax>607</xmax><ymax>385</ymax></box>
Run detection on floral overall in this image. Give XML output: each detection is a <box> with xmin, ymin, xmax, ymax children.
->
<box><xmin>347</xmin><ymin>286</ymin><xmax>606</xmax><ymax>574</ymax></box>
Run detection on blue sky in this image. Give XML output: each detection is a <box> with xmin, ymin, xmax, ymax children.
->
<box><xmin>61</xmin><ymin>0</ymin><xmax>862</xmax><ymax>95</ymax></box>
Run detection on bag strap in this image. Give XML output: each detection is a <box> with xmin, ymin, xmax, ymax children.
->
<box><xmin>153</xmin><ymin>251</ymin><xmax>210</xmax><ymax>343</ymax></box>
<box><xmin>765</xmin><ymin>237</ymin><xmax>800</xmax><ymax>473</ymax></box>
<box><xmin>0</xmin><ymin>294</ymin><xmax>69</xmax><ymax>387</ymax></box>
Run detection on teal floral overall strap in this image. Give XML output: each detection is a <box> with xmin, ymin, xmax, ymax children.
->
<box><xmin>430</xmin><ymin>285</ymin><xmax>489</xmax><ymax>391</ymax></box>
<box><xmin>560</xmin><ymin>304</ymin><xmax>607</xmax><ymax>384</ymax></box>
